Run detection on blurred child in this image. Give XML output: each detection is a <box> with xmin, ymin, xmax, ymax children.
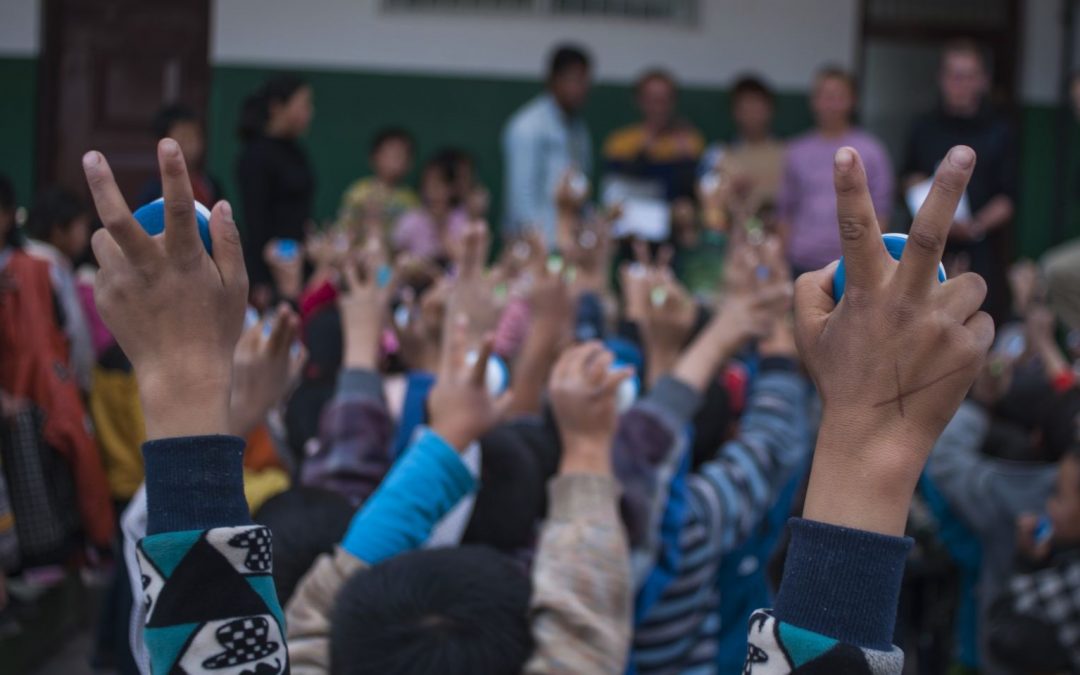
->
<box><xmin>987</xmin><ymin>446</ymin><xmax>1080</xmax><ymax>673</ymax></box>
<box><xmin>137</xmin><ymin>103</ymin><xmax>223</xmax><ymax>207</ymax></box>
<box><xmin>338</xmin><ymin>127</ymin><xmax>419</xmax><ymax>237</ymax></box>
<box><xmin>392</xmin><ymin>157</ymin><xmax>469</xmax><ymax>262</ymax></box>
<box><xmin>24</xmin><ymin>187</ymin><xmax>95</xmax><ymax>392</ymax></box>
<box><xmin>0</xmin><ymin>173</ymin><xmax>113</xmax><ymax>559</ymax></box>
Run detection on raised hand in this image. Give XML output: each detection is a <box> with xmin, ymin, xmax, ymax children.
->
<box><xmin>339</xmin><ymin>237</ymin><xmax>394</xmax><ymax>370</ymax></box>
<box><xmin>230</xmin><ymin>305</ymin><xmax>306</xmax><ymax>437</ymax></box>
<box><xmin>797</xmin><ymin>145</ymin><xmax>993</xmax><ymax>536</ymax></box>
<box><xmin>639</xmin><ymin>272</ymin><xmax>698</xmax><ymax>386</ymax></box>
<box><xmin>85</xmin><ymin>139</ymin><xmax>248</xmax><ymax>439</ymax></box>
<box><xmin>549</xmin><ymin>342</ymin><xmax>634</xmax><ymax>475</ymax></box>
<box><xmin>427</xmin><ymin>315</ymin><xmax>503</xmax><ymax>452</ymax></box>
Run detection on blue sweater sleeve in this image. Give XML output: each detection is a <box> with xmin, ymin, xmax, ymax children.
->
<box><xmin>137</xmin><ymin>435</ymin><xmax>287</xmax><ymax>674</ymax></box>
<box><xmin>745</xmin><ymin>518</ymin><xmax>910</xmax><ymax>673</ymax></box>
<box><xmin>342</xmin><ymin>428</ymin><xmax>476</xmax><ymax>565</ymax></box>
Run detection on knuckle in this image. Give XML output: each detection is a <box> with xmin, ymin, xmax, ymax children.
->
<box><xmin>908</xmin><ymin>228</ymin><xmax>945</xmax><ymax>254</ymax></box>
<box><xmin>165</xmin><ymin>198</ymin><xmax>193</xmax><ymax>220</ymax></box>
<box><xmin>837</xmin><ymin>217</ymin><xmax>866</xmax><ymax>242</ymax></box>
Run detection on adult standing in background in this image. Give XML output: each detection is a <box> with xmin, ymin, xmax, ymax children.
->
<box><xmin>777</xmin><ymin>66</ymin><xmax>894</xmax><ymax>275</ymax></box>
<box><xmin>904</xmin><ymin>39</ymin><xmax>1016</xmax><ymax>322</ymax></box>
<box><xmin>699</xmin><ymin>75</ymin><xmax>786</xmax><ymax>223</ymax></box>
<box><xmin>603</xmin><ymin>69</ymin><xmax>704</xmax><ymax>203</ymax></box>
<box><xmin>236</xmin><ymin>75</ymin><xmax>315</xmax><ymax>308</ymax></box>
<box><xmin>502</xmin><ymin>45</ymin><xmax>592</xmax><ymax>246</ymax></box>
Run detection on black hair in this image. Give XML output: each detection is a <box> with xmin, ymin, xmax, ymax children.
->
<box><xmin>731</xmin><ymin>74</ymin><xmax>775</xmax><ymax>106</ymax></box>
<box><xmin>1037</xmin><ymin>388</ymin><xmax>1080</xmax><ymax>464</ymax></box>
<box><xmin>152</xmin><ymin>103</ymin><xmax>199</xmax><ymax>140</ymax></box>
<box><xmin>433</xmin><ymin>147</ymin><xmax>475</xmax><ymax>172</ymax></box>
<box><xmin>238</xmin><ymin>74</ymin><xmax>308</xmax><ymax>142</ymax></box>
<box><xmin>635</xmin><ymin>68</ymin><xmax>677</xmax><ymax>97</ymax></box>
<box><xmin>253</xmin><ymin>487</ymin><xmax>354</xmax><ymax>604</ymax></box>
<box><xmin>461</xmin><ymin>425</ymin><xmax>546</xmax><ymax>552</ymax></box>
<box><xmin>369</xmin><ymin>127</ymin><xmax>415</xmax><ymax>158</ymax></box>
<box><xmin>0</xmin><ymin>172</ymin><xmax>16</xmax><ymax>248</ymax></box>
<box><xmin>547</xmin><ymin>44</ymin><xmax>591</xmax><ymax>81</ymax></box>
<box><xmin>25</xmin><ymin>186</ymin><xmax>86</xmax><ymax>242</ymax></box>
<box><xmin>330</xmin><ymin>545</ymin><xmax>534</xmax><ymax>675</ymax></box>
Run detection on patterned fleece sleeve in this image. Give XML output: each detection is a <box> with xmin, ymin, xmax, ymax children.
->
<box><xmin>137</xmin><ymin>435</ymin><xmax>288</xmax><ymax>675</ymax></box>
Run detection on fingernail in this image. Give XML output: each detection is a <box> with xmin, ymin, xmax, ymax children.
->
<box><xmin>82</xmin><ymin>151</ymin><xmax>100</xmax><ymax>168</ymax></box>
<box><xmin>220</xmin><ymin>200</ymin><xmax>233</xmax><ymax>220</ymax></box>
<box><xmin>948</xmin><ymin>146</ymin><xmax>975</xmax><ymax>169</ymax></box>
<box><xmin>834</xmin><ymin>148</ymin><xmax>854</xmax><ymax>173</ymax></box>
<box><xmin>161</xmin><ymin>138</ymin><xmax>180</xmax><ymax>157</ymax></box>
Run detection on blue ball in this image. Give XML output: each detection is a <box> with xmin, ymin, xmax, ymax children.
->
<box><xmin>832</xmin><ymin>233</ymin><xmax>947</xmax><ymax>301</ymax></box>
<box><xmin>132</xmin><ymin>197</ymin><xmax>213</xmax><ymax>254</ymax></box>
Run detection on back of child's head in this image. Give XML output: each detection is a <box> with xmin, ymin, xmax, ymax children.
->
<box><xmin>1036</xmin><ymin>388</ymin><xmax>1080</xmax><ymax>463</ymax></box>
<box><xmin>26</xmin><ymin>187</ymin><xmax>87</xmax><ymax>258</ymax></box>
<box><xmin>152</xmin><ymin>103</ymin><xmax>199</xmax><ymax>140</ymax></box>
<box><xmin>253</xmin><ymin>486</ymin><xmax>354</xmax><ymax>604</ymax></box>
<box><xmin>330</xmin><ymin>545</ymin><xmax>534</xmax><ymax>675</ymax></box>
<box><xmin>461</xmin><ymin>425</ymin><xmax>546</xmax><ymax>553</ymax></box>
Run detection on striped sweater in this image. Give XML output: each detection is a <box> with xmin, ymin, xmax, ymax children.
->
<box><xmin>630</xmin><ymin>359</ymin><xmax>812</xmax><ymax>674</ymax></box>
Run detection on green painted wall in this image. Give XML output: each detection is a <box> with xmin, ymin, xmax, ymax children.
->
<box><xmin>0</xmin><ymin>56</ymin><xmax>37</xmax><ymax>207</ymax></box>
<box><xmin>1016</xmin><ymin>104</ymin><xmax>1080</xmax><ymax>259</ymax></box>
<box><xmin>205</xmin><ymin>65</ymin><xmax>813</xmax><ymax>230</ymax></box>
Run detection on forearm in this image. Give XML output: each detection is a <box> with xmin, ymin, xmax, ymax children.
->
<box><xmin>670</xmin><ymin>320</ymin><xmax>741</xmax><ymax>393</ymax></box>
<box><xmin>340</xmin><ymin>429</ymin><xmax>475</xmax><ymax>565</ymax></box>
<box><xmin>524</xmin><ymin>474</ymin><xmax>632</xmax><ymax>675</ymax></box>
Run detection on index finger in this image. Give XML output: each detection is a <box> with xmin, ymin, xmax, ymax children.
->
<box><xmin>82</xmin><ymin>151</ymin><xmax>156</xmax><ymax>260</ymax></box>
<box><xmin>833</xmin><ymin>147</ymin><xmax>886</xmax><ymax>295</ymax></box>
<box><xmin>898</xmin><ymin>145</ymin><xmax>975</xmax><ymax>294</ymax></box>
<box><xmin>158</xmin><ymin>138</ymin><xmax>201</xmax><ymax>257</ymax></box>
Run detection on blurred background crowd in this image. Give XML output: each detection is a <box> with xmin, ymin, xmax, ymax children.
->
<box><xmin>5</xmin><ymin>1</ymin><xmax>1080</xmax><ymax>674</ymax></box>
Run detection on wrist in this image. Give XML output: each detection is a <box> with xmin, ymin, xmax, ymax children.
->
<box><xmin>429</xmin><ymin>421</ymin><xmax>475</xmax><ymax>454</ymax></box>
<box><xmin>558</xmin><ymin>436</ymin><xmax>613</xmax><ymax>476</ymax></box>
<box><xmin>344</xmin><ymin>336</ymin><xmax>379</xmax><ymax>370</ymax></box>
<box><xmin>139</xmin><ymin>367</ymin><xmax>232</xmax><ymax>441</ymax></box>
<box><xmin>802</xmin><ymin>420</ymin><xmax>925</xmax><ymax>537</ymax></box>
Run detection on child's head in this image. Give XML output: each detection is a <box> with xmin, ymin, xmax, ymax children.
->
<box><xmin>330</xmin><ymin>545</ymin><xmax>534</xmax><ymax>675</ymax></box>
<box><xmin>369</xmin><ymin>128</ymin><xmax>415</xmax><ymax>185</ymax></box>
<box><xmin>253</xmin><ymin>487</ymin><xmax>355</xmax><ymax>605</ymax></box>
<box><xmin>1049</xmin><ymin>447</ymin><xmax>1080</xmax><ymax>546</ymax></box>
<box><xmin>26</xmin><ymin>186</ymin><xmax>90</xmax><ymax>261</ymax></box>
<box><xmin>419</xmin><ymin>158</ymin><xmax>456</xmax><ymax>211</ymax></box>
<box><xmin>635</xmin><ymin>69</ymin><xmax>678</xmax><ymax>130</ymax></box>
<box><xmin>153</xmin><ymin>104</ymin><xmax>205</xmax><ymax>168</ymax></box>
<box><xmin>0</xmin><ymin>173</ymin><xmax>16</xmax><ymax>248</ymax></box>
<box><xmin>238</xmin><ymin>74</ymin><xmax>313</xmax><ymax>141</ymax></box>
<box><xmin>730</xmin><ymin>75</ymin><xmax>775</xmax><ymax>141</ymax></box>
<box><xmin>433</xmin><ymin>147</ymin><xmax>475</xmax><ymax>201</ymax></box>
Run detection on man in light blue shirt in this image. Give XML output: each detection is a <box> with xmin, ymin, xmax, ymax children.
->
<box><xmin>502</xmin><ymin>45</ymin><xmax>593</xmax><ymax>246</ymax></box>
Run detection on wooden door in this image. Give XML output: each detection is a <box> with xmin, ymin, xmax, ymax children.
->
<box><xmin>38</xmin><ymin>0</ymin><xmax>211</xmax><ymax>201</ymax></box>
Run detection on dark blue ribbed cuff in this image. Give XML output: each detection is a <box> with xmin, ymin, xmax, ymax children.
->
<box><xmin>143</xmin><ymin>435</ymin><xmax>251</xmax><ymax>535</ymax></box>
<box><xmin>773</xmin><ymin>517</ymin><xmax>911</xmax><ymax>651</ymax></box>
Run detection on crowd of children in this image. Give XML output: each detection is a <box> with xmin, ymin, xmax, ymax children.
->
<box><xmin>2</xmin><ymin>37</ymin><xmax>1080</xmax><ymax>675</ymax></box>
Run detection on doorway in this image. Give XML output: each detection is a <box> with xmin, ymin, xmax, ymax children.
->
<box><xmin>37</xmin><ymin>0</ymin><xmax>211</xmax><ymax>201</ymax></box>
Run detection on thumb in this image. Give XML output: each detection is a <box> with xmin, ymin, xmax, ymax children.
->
<box><xmin>793</xmin><ymin>262</ymin><xmax>838</xmax><ymax>332</ymax></box>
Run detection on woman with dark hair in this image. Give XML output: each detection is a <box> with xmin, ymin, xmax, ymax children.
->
<box><xmin>236</xmin><ymin>74</ymin><xmax>315</xmax><ymax>307</ymax></box>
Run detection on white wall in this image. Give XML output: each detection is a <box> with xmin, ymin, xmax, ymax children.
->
<box><xmin>0</xmin><ymin>0</ymin><xmax>39</xmax><ymax>55</ymax></box>
<box><xmin>212</xmin><ymin>0</ymin><xmax>859</xmax><ymax>89</ymax></box>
